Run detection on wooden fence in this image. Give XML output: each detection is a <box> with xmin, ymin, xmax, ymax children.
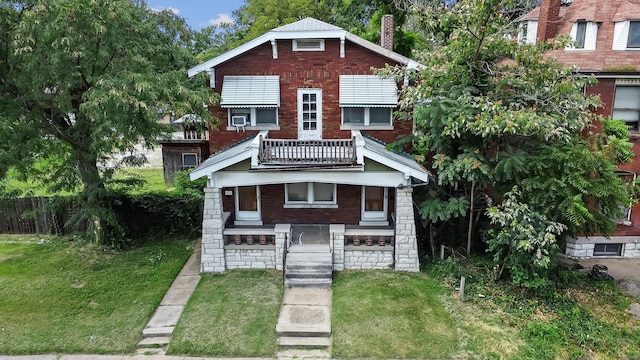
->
<box><xmin>0</xmin><ymin>197</ymin><xmax>79</xmax><ymax>235</ymax></box>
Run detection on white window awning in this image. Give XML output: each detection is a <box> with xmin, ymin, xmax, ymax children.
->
<box><xmin>339</xmin><ymin>75</ymin><xmax>398</xmax><ymax>107</ymax></box>
<box><xmin>221</xmin><ymin>76</ymin><xmax>280</xmax><ymax>108</ymax></box>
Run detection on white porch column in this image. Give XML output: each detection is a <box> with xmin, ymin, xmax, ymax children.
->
<box><xmin>330</xmin><ymin>224</ymin><xmax>345</xmax><ymax>271</ymax></box>
<box><xmin>201</xmin><ymin>187</ymin><xmax>226</xmax><ymax>273</ymax></box>
<box><xmin>274</xmin><ymin>224</ymin><xmax>291</xmax><ymax>271</ymax></box>
<box><xmin>394</xmin><ymin>187</ymin><xmax>419</xmax><ymax>272</ymax></box>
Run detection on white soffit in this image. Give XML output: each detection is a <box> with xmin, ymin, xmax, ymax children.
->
<box><xmin>220</xmin><ymin>76</ymin><xmax>280</xmax><ymax>108</ymax></box>
<box><xmin>340</xmin><ymin>75</ymin><xmax>398</xmax><ymax>107</ymax></box>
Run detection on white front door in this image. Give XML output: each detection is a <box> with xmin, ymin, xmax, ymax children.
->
<box><xmin>297</xmin><ymin>89</ymin><xmax>322</xmax><ymax>139</ymax></box>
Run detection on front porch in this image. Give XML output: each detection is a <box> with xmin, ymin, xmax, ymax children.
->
<box><xmin>194</xmin><ymin>130</ymin><xmax>428</xmax><ymax>274</ymax></box>
<box><xmin>200</xmin><ymin>184</ymin><xmax>419</xmax><ymax>273</ymax></box>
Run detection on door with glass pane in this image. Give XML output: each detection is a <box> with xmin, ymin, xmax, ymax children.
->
<box><xmin>362</xmin><ymin>186</ymin><xmax>388</xmax><ymax>221</ymax></box>
<box><xmin>235</xmin><ymin>186</ymin><xmax>261</xmax><ymax>221</ymax></box>
<box><xmin>297</xmin><ymin>89</ymin><xmax>322</xmax><ymax>139</ymax></box>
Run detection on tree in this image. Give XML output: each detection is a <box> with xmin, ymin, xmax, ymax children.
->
<box><xmin>389</xmin><ymin>0</ymin><xmax>635</xmax><ymax>280</ymax></box>
<box><xmin>0</xmin><ymin>0</ymin><xmax>217</xmax><ymax>244</ymax></box>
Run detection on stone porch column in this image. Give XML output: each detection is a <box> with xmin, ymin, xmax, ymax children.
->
<box><xmin>330</xmin><ymin>224</ymin><xmax>345</xmax><ymax>271</ymax></box>
<box><xmin>274</xmin><ymin>224</ymin><xmax>291</xmax><ymax>271</ymax></box>
<box><xmin>201</xmin><ymin>187</ymin><xmax>226</xmax><ymax>273</ymax></box>
<box><xmin>394</xmin><ymin>187</ymin><xmax>419</xmax><ymax>272</ymax></box>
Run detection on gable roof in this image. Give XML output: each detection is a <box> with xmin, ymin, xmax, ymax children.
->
<box><xmin>188</xmin><ymin>17</ymin><xmax>422</xmax><ymax>78</ymax></box>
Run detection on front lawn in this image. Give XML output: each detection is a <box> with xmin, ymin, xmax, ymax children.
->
<box><xmin>0</xmin><ymin>234</ymin><xmax>194</xmax><ymax>354</ymax></box>
<box><xmin>168</xmin><ymin>270</ymin><xmax>283</xmax><ymax>357</ymax></box>
<box><xmin>332</xmin><ymin>271</ymin><xmax>458</xmax><ymax>359</ymax></box>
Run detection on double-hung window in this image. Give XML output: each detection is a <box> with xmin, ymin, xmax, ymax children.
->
<box><xmin>221</xmin><ymin>76</ymin><xmax>280</xmax><ymax>129</ymax></box>
<box><xmin>612</xmin><ymin>82</ymin><xmax>640</xmax><ymax>131</ymax></box>
<box><xmin>340</xmin><ymin>75</ymin><xmax>397</xmax><ymax>129</ymax></box>
<box><xmin>285</xmin><ymin>183</ymin><xmax>336</xmax><ymax>208</ymax></box>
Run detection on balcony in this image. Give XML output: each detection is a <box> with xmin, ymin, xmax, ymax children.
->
<box><xmin>258</xmin><ymin>136</ymin><xmax>356</xmax><ymax>165</ymax></box>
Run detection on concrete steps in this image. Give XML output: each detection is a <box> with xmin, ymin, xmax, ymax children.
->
<box><xmin>285</xmin><ymin>246</ymin><xmax>333</xmax><ymax>289</ymax></box>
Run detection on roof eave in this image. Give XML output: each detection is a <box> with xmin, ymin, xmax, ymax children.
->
<box><xmin>188</xmin><ymin>26</ymin><xmax>424</xmax><ymax>78</ymax></box>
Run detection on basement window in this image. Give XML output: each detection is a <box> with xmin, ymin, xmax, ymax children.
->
<box><xmin>293</xmin><ymin>39</ymin><xmax>325</xmax><ymax>51</ymax></box>
<box><xmin>593</xmin><ymin>243</ymin><xmax>622</xmax><ymax>256</ymax></box>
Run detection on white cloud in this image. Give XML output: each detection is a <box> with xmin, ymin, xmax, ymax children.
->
<box><xmin>208</xmin><ymin>13</ymin><xmax>234</xmax><ymax>26</ymax></box>
<box><xmin>149</xmin><ymin>6</ymin><xmax>180</xmax><ymax>15</ymax></box>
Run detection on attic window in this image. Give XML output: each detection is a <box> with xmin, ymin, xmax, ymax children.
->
<box><xmin>293</xmin><ymin>39</ymin><xmax>325</xmax><ymax>51</ymax></box>
<box><xmin>575</xmin><ymin>21</ymin><xmax>586</xmax><ymax>48</ymax></box>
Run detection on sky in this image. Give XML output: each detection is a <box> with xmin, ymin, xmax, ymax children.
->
<box><xmin>149</xmin><ymin>0</ymin><xmax>245</xmax><ymax>29</ymax></box>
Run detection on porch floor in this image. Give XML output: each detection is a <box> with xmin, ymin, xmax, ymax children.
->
<box><xmin>291</xmin><ymin>225</ymin><xmax>329</xmax><ymax>245</ymax></box>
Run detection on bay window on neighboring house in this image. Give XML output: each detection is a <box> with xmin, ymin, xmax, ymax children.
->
<box><xmin>613</xmin><ymin>20</ymin><xmax>640</xmax><ymax>50</ymax></box>
<box><xmin>285</xmin><ymin>183</ymin><xmax>337</xmax><ymax>208</ymax></box>
<box><xmin>221</xmin><ymin>75</ymin><xmax>280</xmax><ymax>130</ymax></box>
<box><xmin>340</xmin><ymin>75</ymin><xmax>397</xmax><ymax>130</ymax></box>
<box><xmin>612</xmin><ymin>81</ymin><xmax>640</xmax><ymax>132</ymax></box>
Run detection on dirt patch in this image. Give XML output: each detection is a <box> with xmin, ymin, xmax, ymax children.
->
<box><xmin>618</xmin><ymin>279</ymin><xmax>640</xmax><ymax>298</ymax></box>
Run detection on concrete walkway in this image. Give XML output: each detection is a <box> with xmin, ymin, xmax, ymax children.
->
<box><xmin>137</xmin><ymin>242</ymin><xmax>202</xmax><ymax>349</ymax></box>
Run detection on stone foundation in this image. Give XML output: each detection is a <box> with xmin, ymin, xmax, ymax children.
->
<box><xmin>344</xmin><ymin>246</ymin><xmax>393</xmax><ymax>269</ymax></box>
<box><xmin>565</xmin><ymin>236</ymin><xmax>640</xmax><ymax>258</ymax></box>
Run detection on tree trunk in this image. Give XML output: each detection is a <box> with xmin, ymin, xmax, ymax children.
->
<box><xmin>73</xmin><ymin>147</ymin><xmax>111</xmax><ymax>244</ymax></box>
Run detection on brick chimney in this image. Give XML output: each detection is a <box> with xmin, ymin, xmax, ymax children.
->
<box><xmin>381</xmin><ymin>14</ymin><xmax>394</xmax><ymax>51</ymax></box>
<box><xmin>536</xmin><ymin>0</ymin><xmax>561</xmax><ymax>42</ymax></box>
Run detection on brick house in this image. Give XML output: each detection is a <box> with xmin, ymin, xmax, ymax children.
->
<box><xmin>187</xmin><ymin>17</ymin><xmax>429</xmax><ymax>278</ymax></box>
<box><xmin>519</xmin><ymin>0</ymin><xmax>640</xmax><ymax>258</ymax></box>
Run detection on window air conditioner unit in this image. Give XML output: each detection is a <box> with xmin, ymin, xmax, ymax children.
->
<box><xmin>231</xmin><ymin>115</ymin><xmax>247</xmax><ymax>127</ymax></box>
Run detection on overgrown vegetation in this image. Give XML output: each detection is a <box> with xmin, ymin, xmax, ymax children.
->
<box><xmin>428</xmin><ymin>257</ymin><xmax>640</xmax><ymax>359</ymax></box>
<box><xmin>0</xmin><ymin>234</ymin><xmax>194</xmax><ymax>354</ymax></box>
<box><xmin>168</xmin><ymin>270</ymin><xmax>282</xmax><ymax>357</ymax></box>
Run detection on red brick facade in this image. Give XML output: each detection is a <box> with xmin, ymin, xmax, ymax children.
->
<box><xmin>221</xmin><ymin>184</ymin><xmax>395</xmax><ymax>226</ymax></box>
<box><xmin>207</xmin><ymin>39</ymin><xmax>413</xmax><ymax>153</ymax></box>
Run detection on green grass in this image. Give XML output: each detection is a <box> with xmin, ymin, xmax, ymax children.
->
<box><xmin>0</xmin><ymin>234</ymin><xmax>194</xmax><ymax>355</ymax></box>
<box><xmin>3</xmin><ymin>168</ymin><xmax>171</xmax><ymax>196</ymax></box>
<box><xmin>168</xmin><ymin>270</ymin><xmax>283</xmax><ymax>357</ymax></box>
<box><xmin>332</xmin><ymin>271</ymin><xmax>459</xmax><ymax>359</ymax></box>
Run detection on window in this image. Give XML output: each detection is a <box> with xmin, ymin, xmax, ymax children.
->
<box><xmin>614</xmin><ymin>171</ymin><xmax>635</xmax><ymax>224</ymax></box>
<box><xmin>235</xmin><ymin>186</ymin><xmax>261</xmax><ymax>223</ymax></box>
<box><xmin>228</xmin><ymin>108</ymin><xmax>278</xmax><ymax>127</ymax></box>
<box><xmin>593</xmin><ymin>243</ymin><xmax>622</xmax><ymax>256</ymax></box>
<box><xmin>343</xmin><ymin>107</ymin><xmax>392</xmax><ymax>126</ymax></box>
<box><xmin>285</xmin><ymin>183</ymin><xmax>336</xmax><ymax>207</ymax></box>
<box><xmin>293</xmin><ymin>39</ymin><xmax>324</xmax><ymax>51</ymax></box>
<box><xmin>612</xmin><ymin>85</ymin><xmax>640</xmax><ymax>131</ymax></box>
<box><xmin>629</xmin><ymin>21</ymin><xmax>640</xmax><ymax>48</ymax></box>
<box><xmin>613</xmin><ymin>21</ymin><xmax>640</xmax><ymax>50</ymax></box>
<box><xmin>575</xmin><ymin>21</ymin><xmax>586</xmax><ymax>49</ymax></box>
<box><xmin>221</xmin><ymin>76</ymin><xmax>279</xmax><ymax>128</ymax></box>
<box><xmin>182</xmin><ymin>153</ymin><xmax>198</xmax><ymax>169</ymax></box>
<box><xmin>517</xmin><ymin>20</ymin><xmax>538</xmax><ymax>45</ymax></box>
<box><xmin>340</xmin><ymin>75</ymin><xmax>397</xmax><ymax>129</ymax></box>
<box><xmin>361</xmin><ymin>186</ymin><xmax>388</xmax><ymax>225</ymax></box>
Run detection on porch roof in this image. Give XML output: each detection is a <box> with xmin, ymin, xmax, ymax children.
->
<box><xmin>189</xmin><ymin>131</ymin><xmax>430</xmax><ymax>184</ymax></box>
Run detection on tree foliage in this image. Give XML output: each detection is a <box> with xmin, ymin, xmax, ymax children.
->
<box><xmin>0</xmin><ymin>0</ymin><xmax>217</xmax><ymax>243</ymax></box>
<box><xmin>388</xmin><ymin>0</ymin><xmax>636</xmax><ymax>275</ymax></box>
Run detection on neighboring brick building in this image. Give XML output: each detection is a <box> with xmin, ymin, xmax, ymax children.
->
<box><xmin>187</xmin><ymin>18</ymin><xmax>429</xmax><ymax>273</ymax></box>
<box><xmin>519</xmin><ymin>0</ymin><xmax>640</xmax><ymax>258</ymax></box>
